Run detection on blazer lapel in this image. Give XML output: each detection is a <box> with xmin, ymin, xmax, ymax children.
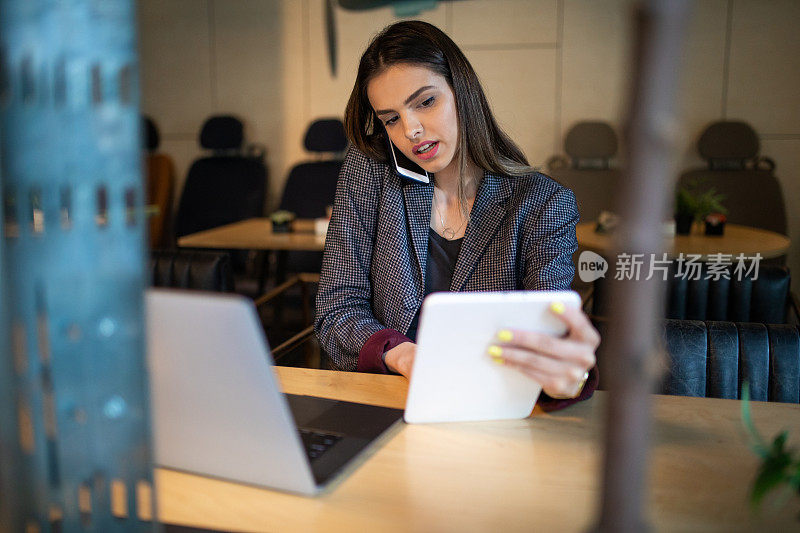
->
<box><xmin>451</xmin><ymin>173</ymin><xmax>512</xmax><ymax>291</ymax></box>
<box><xmin>402</xmin><ymin>181</ymin><xmax>434</xmax><ymax>286</ymax></box>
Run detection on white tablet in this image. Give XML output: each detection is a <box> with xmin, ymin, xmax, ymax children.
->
<box><xmin>404</xmin><ymin>290</ymin><xmax>581</xmax><ymax>424</ymax></box>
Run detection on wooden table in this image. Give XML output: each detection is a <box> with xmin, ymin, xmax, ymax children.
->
<box><xmin>155</xmin><ymin>367</ymin><xmax>800</xmax><ymax>532</ymax></box>
<box><xmin>178</xmin><ymin>217</ymin><xmax>325</xmax><ymax>300</ymax></box>
<box><xmin>577</xmin><ymin>222</ymin><xmax>791</xmax><ymax>260</ymax></box>
<box><xmin>178</xmin><ymin>218</ymin><xmax>325</xmax><ymax>252</ymax></box>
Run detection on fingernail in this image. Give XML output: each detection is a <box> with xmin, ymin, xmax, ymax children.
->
<box><xmin>488</xmin><ymin>345</ymin><xmax>504</xmax><ymax>364</ymax></box>
<box><xmin>496</xmin><ymin>329</ymin><xmax>513</xmax><ymax>342</ymax></box>
<box><xmin>550</xmin><ymin>301</ymin><xmax>565</xmax><ymax>315</ymax></box>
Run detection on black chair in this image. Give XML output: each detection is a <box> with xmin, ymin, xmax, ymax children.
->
<box><xmin>547</xmin><ymin>121</ymin><xmax>622</xmax><ymax>222</ymax></box>
<box><xmin>173</xmin><ymin>115</ymin><xmax>268</xmax><ymax>239</ymax></box>
<box><xmin>257</xmin><ymin>119</ymin><xmax>346</xmax><ymax>368</ymax></box>
<box><xmin>592</xmin><ymin>318</ymin><xmax>800</xmax><ymax>403</ymax></box>
<box><xmin>678</xmin><ymin>121</ymin><xmax>787</xmax><ymax>235</ymax></box>
<box><xmin>150</xmin><ymin>249</ymin><xmax>235</xmax><ymax>292</ymax></box>
<box><xmin>591</xmin><ymin>264</ymin><xmax>798</xmax><ymax>325</ymax></box>
<box><xmin>280</xmin><ymin>118</ymin><xmax>345</xmax><ymax>215</ymax></box>
<box><xmin>276</xmin><ymin>118</ymin><xmax>346</xmax><ymax>277</ymax></box>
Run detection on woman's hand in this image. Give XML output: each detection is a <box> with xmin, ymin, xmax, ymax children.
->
<box><xmin>384</xmin><ymin>342</ymin><xmax>417</xmax><ymax>378</ymax></box>
<box><xmin>488</xmin><ymin>302</ymin><xmax>599</xmax><ymax>399</ymax></box>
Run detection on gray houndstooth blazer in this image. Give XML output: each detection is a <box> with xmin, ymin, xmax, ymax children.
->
<box><xmin>314</xmin><ymin>147</ymin><xmax>579</xmax><ymax>371</ymax></box>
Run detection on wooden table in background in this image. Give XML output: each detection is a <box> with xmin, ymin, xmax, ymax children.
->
<box><xmin>178</xmin><ymin>218</ymin><xmax>325</xmax><ymax>252</ymax></box>
<box><xmin>177</xmin><ymin>217</ymin><xmax>325</xmax><ymax>300</ymax></box>
<box><xmin>155</xmin><ymin>367</ymin><xmax>800</xmax><ymax>532</ymax></box>
<box><xmin>577</xmin><ymin>221</ymin><xmax>791</xmax><ymax>260</ymax></box>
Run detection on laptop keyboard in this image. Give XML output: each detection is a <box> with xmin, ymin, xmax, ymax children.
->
<box><xmin>298</xmin><ymin>429</ymin><xmax>342</xmax><ymax>461</ymax></box>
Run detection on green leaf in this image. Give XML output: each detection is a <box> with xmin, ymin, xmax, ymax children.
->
<box><xmin>751</xmin><ymin>432</ymin><xmax>794</xmax><ymax>507</ymax></box>
<box><xmin>752</xmin><ymin>457</ymin><xmax>791</xmax><ymax>505</ymax></box>
<box><xmin>741</xmin><ymin>382</ymin><xmax>800</xmax><ymax>514</ymax></box>
<box><xmin>771</xmin><ymin>432</ymin><xmax>789</xmax><ymax>455</ymax></box>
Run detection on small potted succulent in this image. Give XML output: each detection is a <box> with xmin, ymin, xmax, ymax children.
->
<box><xmin>595</xmin><ymin>210</ymin><xmax>619</xmax><ymax>234</ymax></box>
<box><xmin>269</xmin><ymin>210</ymin><xmax>296</xmax><ymax>233</ymax></box>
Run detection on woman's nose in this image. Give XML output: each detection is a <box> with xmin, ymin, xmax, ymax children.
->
<box><xmin>403</xmin><ymin>116</ymin><xmax>423</xmax><ymax>141</ymax></box>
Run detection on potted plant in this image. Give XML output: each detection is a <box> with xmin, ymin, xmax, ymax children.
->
<box><xmin>695</xmin><ymin>188</ymin><xmax>727</xmax><ymax>228</ymax></box>
<box><xmin>269</xmin><ymin>210</ymin><xmax>296</xmax><ymax>233</ymax></box>
<box><xmin>674</xmin><ymin>181</ymin><xmax>727</xmax><ymax>236</ymax></box>
<box><xmin>674</xmin><ymin>187</ymin><xmax>697</xmax><ymax>235</ymax></box>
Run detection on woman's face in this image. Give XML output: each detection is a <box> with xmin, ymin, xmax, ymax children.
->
<box><xmin>367</xmin><ymin>64</ymin><xmax>460</xmax><ymax>176</ymax></box>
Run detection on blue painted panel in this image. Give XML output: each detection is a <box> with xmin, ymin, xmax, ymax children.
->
<box><xmin>0</xmin><ymin>1</ymin><xmax>157</xmax><ymax>531</ymax></box>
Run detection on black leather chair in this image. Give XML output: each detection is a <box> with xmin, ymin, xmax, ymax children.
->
<box><xmin>547</xmin><ymin>121</ymin><xmax>622</xmax><ymax>222</ymax></box>
<box><xmin>150</xmin><ymin>249</ymin><xmax>235</xmax><ymax>292</ymax></box>
<box><xmin>678</xmin><ymin>121</ymin><xmax>787</xmax><ymax>235</ymax></box>
<box><xmin>173</xmin><ymin>115</ymin><xmax>268</xmax><ymax>239</ymax></box>
<box><xmin>592</xmin><ymin>264</ymin><xmax>797</xmax><ymax>324</ymax></box>
<box><xmin>593</xmin><ymin>318</ymin><xmax>800</xmax><ymax>403</ymax></box>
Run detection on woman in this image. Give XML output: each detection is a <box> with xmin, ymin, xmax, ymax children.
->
<box><xmin>314</xmin><ymin>21</ymin><xmax>599</xmax><ymax>410</ymax></box>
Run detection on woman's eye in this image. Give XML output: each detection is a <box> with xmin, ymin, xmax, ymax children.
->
<box><xmin>384</xmin><ymin>116</ymin><xmax>398</xmax><ymax>126</ymax></box>
<box><xmin>420</xmin><ymin>96</ymin><xmax>435</xmax><ymax>107</ymax></box>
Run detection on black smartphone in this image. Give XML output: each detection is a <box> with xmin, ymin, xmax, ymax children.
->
<box><xmin>384</xmin><ymin>135</ymin><xmax>430</xmax><ymax>184</ymax></box>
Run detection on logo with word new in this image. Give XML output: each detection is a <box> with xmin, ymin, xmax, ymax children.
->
<box><xmin>578</xmin><ymin>251</ymin><xmax>608</xmax><ymax>283</ymax></box>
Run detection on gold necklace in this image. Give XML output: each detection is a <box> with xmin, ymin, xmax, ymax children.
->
<box><xmin>433</xmin><ymin>189</ymin><xmax>466</xmax><ymax>240</ymax></box>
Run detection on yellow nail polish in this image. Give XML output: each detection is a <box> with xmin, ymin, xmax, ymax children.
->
<box><xmin>488</xmin><ymin>345</ymin><xmax>504</xmax><ymax>364</ymax></box>
<box><xmin>550</xmin><ymin>301</ymin><xmax>565</xmax><ymax>315</ymax></box>
<box><xmin>497</xmin><ymin>329</ymin><xmax>513</xmax><ymax>343</ymax></box>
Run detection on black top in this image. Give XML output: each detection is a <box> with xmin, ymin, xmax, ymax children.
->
<box><xmin>405</xmin><ymin>228</ymin><xmax>463</xmax><ymax>342</ymax></box>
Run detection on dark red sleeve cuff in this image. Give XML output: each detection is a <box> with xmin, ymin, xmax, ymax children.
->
<box><xmin>357</xmin><ymin>328</ymin><xmax>413</xmax><ymax>374</ymax></box>
<box><xmin>537</xmin><ymin>365</ymin><xmax>599</xmax><ymax>413</ymax></box>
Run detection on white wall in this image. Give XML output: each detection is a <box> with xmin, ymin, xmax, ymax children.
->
<box><xmin>138</xmin><ymin>0</ymin><xmax>800</xmax><ymax>286</ymax></box>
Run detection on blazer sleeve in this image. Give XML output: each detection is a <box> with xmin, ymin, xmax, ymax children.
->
<box><xmin>521</xmin><ymin>183</ymin><xmax>599</xmax><ymax>410</ymax></box>
<box><xmin>521</xmin><ymin>184</ymin><xmax>579</xmax><ymax>291</ymax></box>
<box><xmin>314</xmin><ymin>147</ymin><xmax>388</xmax><ymax>371</ymax></box>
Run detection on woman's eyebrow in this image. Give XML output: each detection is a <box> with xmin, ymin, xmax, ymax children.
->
<box><xmin>375</xmin><ymin>85</ymin><xmax>436</xmax><ymax>116</ymax></box>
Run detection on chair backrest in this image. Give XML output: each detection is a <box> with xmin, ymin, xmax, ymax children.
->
<box><xmin>564</xmin><ymin>121</ymin><xmax>618</xmax><ymax>168</ymax></box>
<box><xmin>278</xmin><ymin>119</ymin><xmax>346</xmax><ymax>275</ymax></box>
<box><xmin>174</xmin><ymin>115</ymin><xmax>267</xmax><ymax>239</ymax></box>
<box><xmin>279</xmin><ymin>161</ymin><xmax>341</xmax><ymax>218</ymax></box>
<box><xmin>592</xmin><ymin>317</ymin><xmax>800</xmax><ymax>403</ymax></box>
<box><xmin>592</xmin><ymin>264</ymin><xmax>791</xmax><ymax>324</ymax></box>
<box><xmin>547</xmin><ymin>121</ymin><xmax>621</xmax><ymax>222</ymax></box>
<box><xmin>678</xmin><ymin>121</ymin><xmax>787</xmax><ymax>235</ymax></box>
<box><xmin>661</xmin><ymin>319</ymin><xmax>799</xmax><ymax>403</ymax></box>
<box><xmin>150</xmin><ymin>249</ymin><xmax>235</xmax><ymax>292</ymax></box>
<box><xmin>279</xmin><ymin>118</ymin><xmax>345</xmax><ymax>216</ymax></box>
<box><xmin>143</xmin><ymin>115</ymin><xmax>175</xmax><ymax>248</ymax></box>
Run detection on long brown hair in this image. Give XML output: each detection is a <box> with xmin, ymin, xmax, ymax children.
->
<box><xmin>344</xmin><ymin>21</ymin><xmax>534</xmax><ymax>211</ymax></box>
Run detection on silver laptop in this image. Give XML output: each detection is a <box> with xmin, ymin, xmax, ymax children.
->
<box><xmin>146</xmin><ymin>289</ymin><xmax>403</xmax><ymax>495</ymax></box>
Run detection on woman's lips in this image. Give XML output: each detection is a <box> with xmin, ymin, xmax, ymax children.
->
<box><xmin>413</xmin><ymin>141</ymin><xmax>439</xmax><ymax>161</ymax></box>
